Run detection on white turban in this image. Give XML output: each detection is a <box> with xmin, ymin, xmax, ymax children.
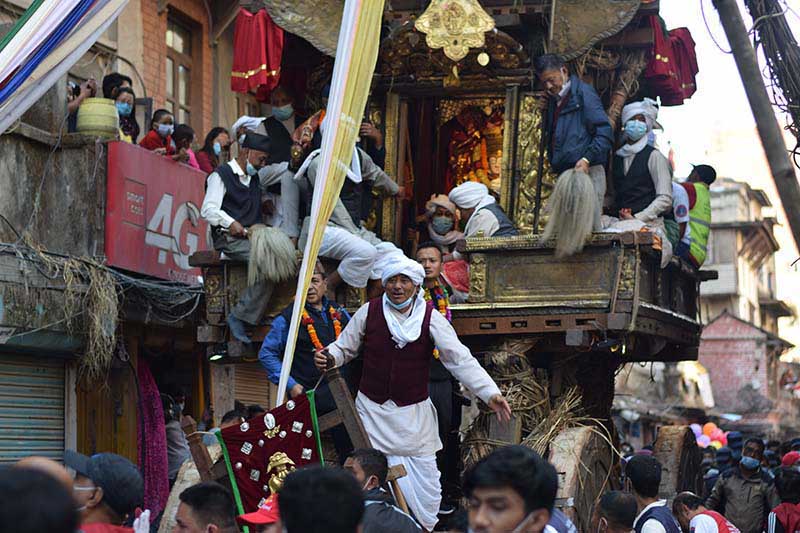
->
<box><xmin>449</xmin><ymin>181</ymin><xmax>494</xmax><ymax>210</ymax></box>
<box><xmin>230</xmin><ymin>115</ymin><xmax>266</xmax><ymax>140</ymax></box>
<box><xmin>621</xmin><ymin>98</ymin><xmax>659</xmax><ymax>131</ymax></box>
<box><xmin>380</xmin><ymin>255</ymin><xmax>425</xmax><ymax>286</ymax></box>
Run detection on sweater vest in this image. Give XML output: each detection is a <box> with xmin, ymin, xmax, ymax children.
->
<box><xmin>613</xmin><ymin>145</ymin><xmax>666</xmax><ymax>217</ymax></box>
<box><xmin>635</xmin><ymin>503</ymin><xmax>681</xmax><ymax>533</ymax></box>
<box><xmin>215</xmin><ymin>163</ymin><xmax>262</xmax><ymax>228</ymax></box>
<box><xmin>478</xmin><ymin>203</ymin><xmax>519</xmax><ymax>237</ymax></box>
<box><xmin>359</xmin><ymin>298</ymin><xmax>434</xmax><ymax>406</ymax></box>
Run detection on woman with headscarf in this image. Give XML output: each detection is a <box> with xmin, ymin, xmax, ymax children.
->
<box><xmin>315</xmin><ymin>255</ymin><xmax>510</xmax><ymax>532</ymax></box>
<box><xmin>423</xmin><ymin>194</ymin><xmax>463</xmax><ymax>259</ymax></box>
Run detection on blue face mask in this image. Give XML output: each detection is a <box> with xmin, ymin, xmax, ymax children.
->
<box><xmin>740</xmin><ymin>455</ymin><xmax>761</xmax><ymax>471</ymax></box>
<box><xmin>246</xmin><ymin>162</ymin><xmax>258</xmax><ymax>176</ymax></box>
<box><xmin>431</xmin><ymin>216</ymin><xmax>454</xmax><ymax>235</ymax></box>
<box><xmin>213</xmin><ymin>142</ymin><xmax>222</xmax><ymax>156</ymax></box>
<box><xmin>116</xmin><ymin>102</ymin><xmax>132</xmax><ymax>117</ymax></box>
<box><xmin>386</xmin><ymin>295</ymin><xmax>414</xmax><ymax>310</ymax></box>
<box><xmin>624</xmin><ymin>119</ymin><xmax>648</xmax><ymax>142</ymax></box>
<box><xmin>157</xmin><ymin>123</ymin><xmax>174</xmax><ymax>138</ymax></box>
<box><xmin>272</xmin><ymin>104</ymin><xmax>294</xmax><ymax>121</ymax></box>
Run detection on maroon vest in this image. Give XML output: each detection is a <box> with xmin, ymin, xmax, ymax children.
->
<box><xmin>359</xmin><ymin>298</ymin><xmax>434</xmax><ymax>406</ymax></box>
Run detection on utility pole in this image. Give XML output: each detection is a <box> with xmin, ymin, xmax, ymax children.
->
<box><xmin>713</xmin><ymin>0</ymin><xmax>800</xmax><ymax>249</ymax></box>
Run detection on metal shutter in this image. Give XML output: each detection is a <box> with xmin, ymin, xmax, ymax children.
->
<box><xmin>234</xmin><ymin>362</ymin><xmax>271</xmax><ymax>409</ymax></box>
<box><xmin>0</xmin><ymin>355</ymin><xmax>65</xmax><ymax>463</ymax></box>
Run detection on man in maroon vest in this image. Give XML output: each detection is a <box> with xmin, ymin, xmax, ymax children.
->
<box><xmin>315</xmin><ymin>256</ymin><xmax>510</xmax><ymax>532</ymax></box>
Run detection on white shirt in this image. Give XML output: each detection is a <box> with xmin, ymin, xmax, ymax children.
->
<box><xmin>464</xmin><ymin>208</ymin><xmax>501</xmax><ymax>238</ymax></box>
<box><xmin>671</xmin><ymin>182</ymin><xmax>691</xmax><ymax>245</ymax></box>
<box><xmin>619</xmin><ymin>149</ymin><xmax>673</xmax><ymax>223</ymax></box>
<box><xmin>690</xmin><ymin>514</ymin><xmax>721</xmax><ymax>533</ymax></box>
<box><xmin>634</xmin><ymin>500</ymin><xmax>669</xmax><ymax>533</ymax></box>
<box><xmin>200</xmin><ymin>160</ymin><xmax>288</xmax><ymax>228</ymax></box>
<box><xmin>327</xmin><ymin>300</ymin><xmax>501</xmax><ymax>456</ymax></box>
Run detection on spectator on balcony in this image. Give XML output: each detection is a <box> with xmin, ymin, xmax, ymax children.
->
<box><xmin>197</xmin><ymin>127</ymin><xmax>231</xmax><ymax>174</ymax></box>
<box><xmin>174</xmin><ymin>124</ymin><xmax>200</xmax><ymax>170</ymax></box>
<box><xmin>102</xmin><ymin>72</ymin><xmax>132</xmax><ymax>100</ymax></box>
<box><xmin>114</xmin><ymin>87</ymin><xmax>139</xmax><ymax>143</ymax></box>
<box><xmin>66</xmin><ymin>78</ymin><xmax>97</xmax><ymax>132</ymax></box>
<box><xmin>140</xmin><ymin>109</ymin><xmax>176</xmax><ymax>155</ymax></box>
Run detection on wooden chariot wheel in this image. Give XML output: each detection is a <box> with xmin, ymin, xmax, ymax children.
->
<box><xmin>548</xmin><ymin>426</ymin><xmax>615</xmax><ymax>532</ymax></box>
<box><xmin>652</xmin><ymin>425</ymin><xmax>703</xmax><ymax>500</ymax></box>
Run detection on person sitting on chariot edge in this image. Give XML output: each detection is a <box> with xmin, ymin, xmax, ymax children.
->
<box><xmin>200</xmin><ymin>132</ymin><xmax>275</xmax><ymax>343</ymax></box>
<box><xmin>315</xmin><ymin>256</ymin><xmax>511</xmax><ymax>532</ymax></box>
<box><xmin>447</xmin><ymin>181</ymin><xmax>517</xmax><ymax>262</ymax></box>
<box><xmin>289</xmin><ymin>116</ymin><xmax>405</xmax><ymax>297</ymax></box>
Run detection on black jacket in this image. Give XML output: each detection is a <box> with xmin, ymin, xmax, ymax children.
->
<box><xmin>362</xmin><ymin>488</ymin><xmax>422</xmax><ymax>533</ymax></box>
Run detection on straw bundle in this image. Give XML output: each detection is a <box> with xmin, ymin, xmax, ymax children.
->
<box><xmin>542</xmin><ymin>169</ymin><xmax>595</xmax><ymax>258</ymax></box>
<box><xmin>247</xmin><ymin>224</ymin><xmax>298</xmax><ymax>286</ymax></box>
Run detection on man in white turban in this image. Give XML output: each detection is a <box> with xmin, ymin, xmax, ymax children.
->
<box><xmin>607</xmin><ymin>99</ymin><xmax>674</xmax><ymax>266</ymax></box>
<box><xmin>315</xmin><ymin>255</ymin><xmax>511</xmax><ymax>531</ymax></box>
<box><xmin>448</xmin><ymin>182</ymin><xmax>518</xmax><ymax>239</ymax></box>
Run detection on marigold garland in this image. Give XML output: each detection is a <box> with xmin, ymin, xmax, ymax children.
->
<box><xmin>301</xmin><ymin>305</ymin><xmax>342</xmax><ymax>351</ymax></box>
<box><xmin>424</xmin><ymin>282</ymin><xmax>451</xmax><ymax>359</ymax></box>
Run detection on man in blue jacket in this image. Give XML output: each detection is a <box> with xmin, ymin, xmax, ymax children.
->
<box><xmin>258</xmin><ymin>263</ymin><xmax>353</xmax><ymax>461</ymax></box>
<box><xmin>535</xmin><ymin>53</ymin><xmax>614</xmax><ymax>231</ymax></box>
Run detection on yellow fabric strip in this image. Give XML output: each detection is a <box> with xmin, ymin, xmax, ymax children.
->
<box><xmin>276</xmin><ymin>0</ymin><xmax>386</xmax><ymax>406</ymax></box>
<box><xmin>230</xmin><ymin>64</ymin><xmax>280</xmax><ymax>79</ymax></box>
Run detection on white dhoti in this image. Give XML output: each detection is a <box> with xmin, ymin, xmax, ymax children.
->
<box><xmin>387</xmin><ymin>454</ymin><xmax>441</xmax><ymax>532</ymax></box>
<box><xmin>318</xmin><ymin>226</ymin><xmax>378</xmax><ymax>288</ymax></box>
<box><xmin>602</xmin><ymin>216</ymin><xmax>673</xmax><ymax>268</ymax></box>
<box><xmin>355</xmin><ymin>392</ymin><xmax>442</xmax><ymax>531</ymax></box>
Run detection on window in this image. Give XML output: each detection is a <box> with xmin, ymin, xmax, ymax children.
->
<box><xmin>166</xmin><ymin>19</ymin><xmax>192</xmax><ymax>125</ymax></box>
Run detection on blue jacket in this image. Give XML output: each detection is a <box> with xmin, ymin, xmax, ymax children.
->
<box><xmin>545</xmin><ymin>75</ymin><xmax>614</xmax><ymax>173</ymax></box>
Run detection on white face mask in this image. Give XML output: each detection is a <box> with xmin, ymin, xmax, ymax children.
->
<box><xmin>468</xmin><ymin>512</ymin><xmax>534</xmax><ymax>533</ymax></box>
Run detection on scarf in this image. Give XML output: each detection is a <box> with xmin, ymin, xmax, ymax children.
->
<box><xmin>381</xmin><ymin>290</ymin><xmax>428</xmax><ymax>348</ymax></box>
<box><xmin>427</xmin><ymin>222</ymin><xmax>464</xmax><ymax>246</ymax></box>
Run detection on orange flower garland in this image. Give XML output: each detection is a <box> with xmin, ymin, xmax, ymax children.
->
<box><xmin>301</xmin><ymin>306</ymin><xmax>343</xmax><ymax>350</ymax></box>
<box><xmin>424</xmin><ymin>283</ymin><xmax>450</xmax><ymax>359</ymax></box>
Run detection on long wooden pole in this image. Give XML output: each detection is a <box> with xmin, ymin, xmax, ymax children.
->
<box><xmin>713</xmin><ymin>0</ymin><xmax>800</xmax><ymax>248</ymax></box>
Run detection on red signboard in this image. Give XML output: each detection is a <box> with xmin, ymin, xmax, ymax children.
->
<box><xmin>105</xmin><ymin>141</ymin><xmax>210</xmax><ymax>284</ymax></box>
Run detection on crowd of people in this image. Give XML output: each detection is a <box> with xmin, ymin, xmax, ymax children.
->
<box><xmin>9</xmin><ymin>434</ymin><xmax>800</xmax><ymax>533</ymax></box>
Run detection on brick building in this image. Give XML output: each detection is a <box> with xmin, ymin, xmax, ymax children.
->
<box><xmin>696</xmin><ymin>177</ymin><xmax>797</xmax><ymax>436</ymax></box>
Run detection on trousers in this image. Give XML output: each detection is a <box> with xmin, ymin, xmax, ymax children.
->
<box><xmin>212</xmin><ymin>232</ymin><xmax>274</xmax><ymax>325</ymax></box>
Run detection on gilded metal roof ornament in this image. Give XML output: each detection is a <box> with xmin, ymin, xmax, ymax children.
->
<box><xmin>414</xmin><ymin>0</ymin><xmax>495</xmax><ymax>62</ymax></box>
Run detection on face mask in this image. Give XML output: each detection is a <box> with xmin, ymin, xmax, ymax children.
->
<box><xmin>272</xmin><ymin>104</ymin><xmax>294</xmax><ymax>121</ymax></box>
<box><xmin>432</xmin><ymin>216</ymin><xmax>454</xmax><ymax>234</ymax></box>
<box><xmin>624</xmin><ymin>120</ymin><xmax>648</xmax><ymax>142</ymax></box>
<box><xmin>467</xmin><ymin>512</ymin><xmax>534</xmax><ymax>533</ymax></box>
<box><xmin>740</xmin><ymin>455</ymin><xmax>761</xmax><ymax>470</ymax></box>
<box><xmin>116</xmin><ymin>102</ymin><xmax>132</xmax><ymax>117</ymax></box>
<box><xmin>246</xmin><ymin>162</ymin><xmax>258</xmax><ymax>176</ymax></box>
<box><xmin>386</xmin><ymin>295</ymin><xmax>414</xmax><ymax>311</ymax></box>
<box><xmin>213</xmin><ymin>142</ymin><xmax>222</xmax><ymax>156</ymax></box>
<box><xmin>157</xmin><ymin>123</ymin><xmax>173</xmax><ymax>138</ymax></box>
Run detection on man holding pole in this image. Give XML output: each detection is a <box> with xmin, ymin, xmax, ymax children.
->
<box><xmin>315</xmin><ymin>255</ymin><xmax>511</xmax><ymax>531</ymax></box>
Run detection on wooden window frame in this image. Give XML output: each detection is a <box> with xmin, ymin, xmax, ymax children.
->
<box><xmin>166</xmin><ymin>11</ymin><xmax>203</xmax><ymax>135</ymax></box>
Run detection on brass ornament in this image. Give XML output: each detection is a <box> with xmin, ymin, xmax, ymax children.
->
<box><xmin>263</xmin><ymin>424</ymin><xmax>281</xmax><ymax>439</ymax></box>
<box><xmin>414</xmin><ymin>0</ymin><xmax>496</xmax><ymax>62</ymax></box>
<box><xmin>477</xmin><ymin>52</ymin><xmax>490</xmax><ymax>66</ymax></box>
<box><xmin>266</xmin><ymin>452</ymin><xmax>296</xmax><ymax>494</ymax></box>
<box><xmin>512</xmin><ymin>95</ymin><xmax>556</xmax><ymax>233</ymax></box>
<box><xmin>469</xmin><ymin>253</ymin><xmax>487</xmax><ymax>302</ymax></box>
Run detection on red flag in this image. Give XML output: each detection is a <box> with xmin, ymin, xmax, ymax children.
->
<box><xmin>218</xmin><ymin>394</ymin><xmax>321</xmax><ymax>512</ymax></box>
